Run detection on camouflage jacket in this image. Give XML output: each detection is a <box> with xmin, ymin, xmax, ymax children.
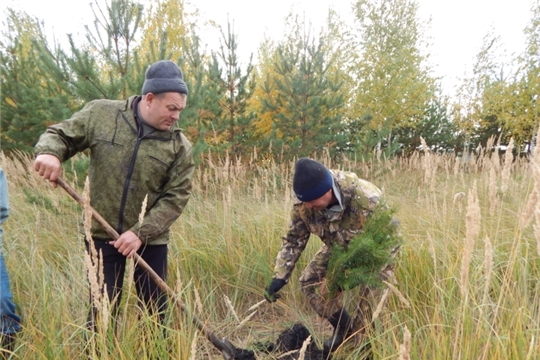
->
<box><xmin>35</xmin><ymin>96</ymin><xmax>194</xmax><ymax>245</ymax></box>
<box><xmin>273</xmin><ymin>170</ymin><xmax>383</xmax><ymax>282</ymax></box>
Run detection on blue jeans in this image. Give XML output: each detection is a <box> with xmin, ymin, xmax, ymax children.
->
<box><xmin>0</xmin><ymin>167</ymin><xmax>21</xmax><ymax>335</ymax></box>
<box><xmin>0</xmin><ymin>253</ymin><xmax>21</xmax><ymax>335</ymax></box>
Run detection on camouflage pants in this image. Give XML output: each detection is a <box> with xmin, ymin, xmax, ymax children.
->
<box><xmin>299</xmin><ymin>245</ymin><xmax>395</xmax><ymax>338</ymax></box>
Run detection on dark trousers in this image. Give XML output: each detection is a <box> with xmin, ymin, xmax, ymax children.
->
<box><xmin>85</xmin><ymin>239</ymin><xmax>168</xmax><ymax>333</ymax></box>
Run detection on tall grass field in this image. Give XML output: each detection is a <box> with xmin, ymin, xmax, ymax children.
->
<box><xmin>1</xmin><ymin>140</ymin><xmax>539</xmax><ymax>359</ymax></box>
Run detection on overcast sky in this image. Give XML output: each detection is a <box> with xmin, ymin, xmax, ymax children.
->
<box><xmin>1</xmin><ymin>0</ymin><xmax>535</xmax><ymax>96</ymax></box>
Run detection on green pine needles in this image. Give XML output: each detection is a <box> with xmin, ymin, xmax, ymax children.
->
<box><xmin>326</xmin><ymin>204</ymin><xmax>401</xmax><ymax>297</ymax></box>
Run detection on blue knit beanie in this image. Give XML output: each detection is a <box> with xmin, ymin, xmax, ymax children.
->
<box><xmin>293</xmin><ymin>158</ymin><xmax>333</xmax><ymax>202</ymax></box>
<box><xmin>141</xmin><ymin>60</ymin><xmax>189</xmax><ymax>95</ymax></box>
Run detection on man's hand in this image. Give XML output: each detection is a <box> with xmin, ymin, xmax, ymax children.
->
<box><xmin>109</xmin><ymin>230</ymin><xmax>143</xmax><ymax>258</ymax></box>
<box><xmin>264</xmin><ymin>278</ymin><xmax>286</xmax><ymax>303</ymax></box>
<box><xmin>34</xmin><ymin>154</ymin><xmax>62</xmax><ymax>188</ymax></box>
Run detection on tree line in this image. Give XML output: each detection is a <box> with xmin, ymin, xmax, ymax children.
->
<box><xmin>1</xmin><ymin>0</ymin><xmax>539</xmax><ymax>163</ymax></box>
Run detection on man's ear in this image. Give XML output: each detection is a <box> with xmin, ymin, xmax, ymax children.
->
<box><xmin>140</xmin><ymin>93</ymin><xmax>155</xmax><ymax>119</ymax></box>
<box><xmin>144</xmin><ymin>92</ymin><xmax>156</xmax><ymax>104</ymax></box>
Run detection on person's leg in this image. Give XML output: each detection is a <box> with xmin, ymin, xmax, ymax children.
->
<box><xmin>350</xmin><ymin>263</ymin><xmax>396</xmax><ymax>345</ymax></box>
<box><xmin>299</xmin><ymin>247</ymin><xmax>342</xmax><ymax>318</ymax></box>
<box><xmin>85</xmin><ymin>240</ymin><xmax>126</xmax><ymax>333</ymax></box>
<box><xmin>299</xmin><ymin>247</ymin><xmax>353</xmax><ymax>354</ymax></box>
<box><xmin>134</xmin><ymin>244</ymin><xmax>168</xmax><ymax>323</ymax></box>
<box><xmin>0</xmin><ymin>253</ymin><xmax>21</xmax><ymax>359</ymax></box>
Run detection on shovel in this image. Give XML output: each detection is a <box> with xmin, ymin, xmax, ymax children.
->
<box><xmin>55</xmin><ymin>176</ymin><xmax>248</xmax><ymax>359</ymax></box>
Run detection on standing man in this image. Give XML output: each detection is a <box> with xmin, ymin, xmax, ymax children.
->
<box><xmin>0</xmin><ymin>167</ymin><xmax>22</xmax><ymax>359</ymax></box>
<box><xmin>264</xmin><ymin>158</ymin><xmax>398</xmax><ymax>355</ymax></box>
<box><xmin>34</xmin><ymin>60</ymin><xmax>195</xmax><ymax>332</ymax></box>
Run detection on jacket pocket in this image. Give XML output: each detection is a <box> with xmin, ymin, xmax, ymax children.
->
<box><xmin>95</xmin><ymin>137</ymin><xmax>125</xmax><ymax>147</ymax></box>
<box><xmin>135</xmin><ymin>153</ymin><xmax>172</xmax><ymax>191</ymax></box>
<box><xmin>147</xmin><ymin>154</ymin><xmax>170</xmax><ymax>169</ymax></box>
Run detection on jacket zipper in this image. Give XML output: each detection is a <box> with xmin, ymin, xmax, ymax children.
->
<box><xmin>116</xmin><ymin>109</ymin><xmax>175</xmax><ymax>235</ymax></box>
<box><xmin>117</xmin><ymin>129</ymin><xmax>143</xmax><ymax>234</ymax></box>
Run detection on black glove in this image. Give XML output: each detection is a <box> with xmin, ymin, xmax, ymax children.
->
<box><xmin>264</xmin><ymin>278</ymin><xmax>286</xmax><ymax>303</ymax></box>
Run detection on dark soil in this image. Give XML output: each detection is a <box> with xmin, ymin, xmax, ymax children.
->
<box><xmin>232</xmin><ymin>347</ymin><xmax>256</xmax><ymax>360</ymax></box>
<box><xmin>253</xmin><ymin>323</ymin><xmax>329</xmax><ymax>360</ymax></box>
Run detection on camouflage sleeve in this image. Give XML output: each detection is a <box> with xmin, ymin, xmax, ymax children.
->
<box><xmin>129</xmin><ymin>137</ymin><xmax>195</xmax><ymax>242</ymax></box>
<box><xmin>273</xmin><ymin>204</ymin><xmax>311</xmax><ymax>282</ymax></box>
<box><xmin>34</xmin><ymin>101</ymin><xmax>96</xmax><ymax>161</ymax></box>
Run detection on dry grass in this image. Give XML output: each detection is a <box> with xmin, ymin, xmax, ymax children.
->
<box><xmin>0</xmin><ymin>141</ymin><xmax>539</xmax><ymax>359</ymax></box>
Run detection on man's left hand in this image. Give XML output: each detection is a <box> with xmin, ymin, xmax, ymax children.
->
<box><xmin>109</xmin><ymin>230</ymin><xmax>143</xmax><ymax>258</ymax></box>
<box><xmin>264</xmin><ymin>278</ymin><xmax>286</xmax><ymax>303</ymax></box>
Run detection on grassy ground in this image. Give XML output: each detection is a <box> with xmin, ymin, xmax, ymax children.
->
<box><xmin>1</xmin><ymin>145</ymin><xmax>539</xmax><ymax>359</ymax></box>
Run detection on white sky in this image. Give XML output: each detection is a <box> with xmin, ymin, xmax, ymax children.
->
<box><xmin>0</xmin><ymin>0</ymin><xmax>535</xmax><ymax>96</ymax></box>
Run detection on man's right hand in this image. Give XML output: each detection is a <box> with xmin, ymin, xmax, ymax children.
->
<box><xmin>109</xmin><ymin>230</ymin><xmax>143</xmax><ymax>258</ymax></box>
<box><xmin>264</xmin><ymin>278</ymin><xmax>286</xmax><ymax>303</ymax></box>
<box><xmin>34</xmin><ymin>154</ymin><xmax>62</xmax><ymax>187</ymax></box>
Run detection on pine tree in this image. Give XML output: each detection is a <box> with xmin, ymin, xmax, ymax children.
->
<box><xmin>326</xmin><ymin>205</ymin><xmax>401</xmax><ymax>297</ymax></box>
<box><xmin>35</xmin><ymin>0</ymin><xmax>146</xmax><ymax>102</ymax></box>
<box><xmin>179</xmin><ymin>35</ymin><xmax>223</xmax><ymax>162</ymax></box>
<box><xmin>259</xmin><ymin>13</ymin><xmax>346</xmax><ymax>160</ymax></box>
<box><xmin>207</xmin><ymin>19</ymin><xmax>256</xmax><ymax>158</ymax></box>
<box><xmin>395</xmin><ymin>92</ymin><xmax>462</xmax><ymax>155</ymax></box>
<box><xmin>0</xmin><ymin>9</ymin><xmax>75</xmax><ymax>153</ymax></box>
<box><xmin>344</xmin><ymin>114</ymin><xmax>399</xmax><ymax>160</ymax></box>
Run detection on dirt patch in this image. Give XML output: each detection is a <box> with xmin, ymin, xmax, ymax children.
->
<box><xmin>255</xmin><ymin>323</ymin><xmax>329</xmax><ymax>360</ymax></box>
<box><xmin>232</xmin><ymin>347</ymin><xmax>257</xmax><ymax>360</ymax></box>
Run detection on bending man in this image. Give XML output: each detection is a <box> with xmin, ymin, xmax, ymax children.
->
<box><xmin>264</xmin><ymin>158</ymin><xmax>399</xmax><ymax>354</ymax></box>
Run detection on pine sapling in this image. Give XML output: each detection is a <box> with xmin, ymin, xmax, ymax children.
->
<box><xmin>326</xmin><ymin>204</ymin><xmax>401</xmax><ymax>297</ymax></box>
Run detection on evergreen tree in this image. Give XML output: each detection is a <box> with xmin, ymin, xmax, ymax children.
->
<box><xmin>326</xmin><ymin>205</ymin><xmax>401</xmax><ymax>297</ymax></box>
<box><xmin>259</xmin><ymin>13</ymin><xmax>345</xmax><ymax>160</ymax></box>
<box><xmin>179</xmin><ymin>35</ymin><xmax>223</xmax><ymax>162</ymax></box>
<box><xmin>344</xmin><ymin>114</ymin><xmax>400</xmax><ymax>160</ymax></box>
<box><xmin>207</xmin><ymin>20</ymin><xmax>256</xmax><ymax>158</ymax></box>
<box><xmin>0</xmin><ymin>9</ymin><xmax>75</xmax><ymax>153</ymax></box>
<box><xmin>395</xmin><ymin>93</ymin><xmax>462</xmax><ymax>155</ymax></box>
<box><xmin>35</xmin><ymin>0</ymin><xmax>147</xmax><ymax>102</ymax></box>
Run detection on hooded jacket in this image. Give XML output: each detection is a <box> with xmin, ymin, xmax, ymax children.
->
<box><xmin>35</xmin><ymin>95</ymin><xmax>194</xmax><ymax>245</ymax></box>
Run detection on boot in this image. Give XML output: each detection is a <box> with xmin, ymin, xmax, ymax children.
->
<box><xmin>0</xmin><ymin>333</ymin><xmax>16</xmax><ymax>360</ymax></box>
<box><xmin>323</xmin><ymin>309</ymin><xmax>354</xmax><ymax>354</ymax></box>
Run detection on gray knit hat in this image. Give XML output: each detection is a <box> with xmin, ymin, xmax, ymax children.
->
<box><xmin>141</xmin><ymin>60</ymin><xmax>189</xmax><ymax>95</ymax></box>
